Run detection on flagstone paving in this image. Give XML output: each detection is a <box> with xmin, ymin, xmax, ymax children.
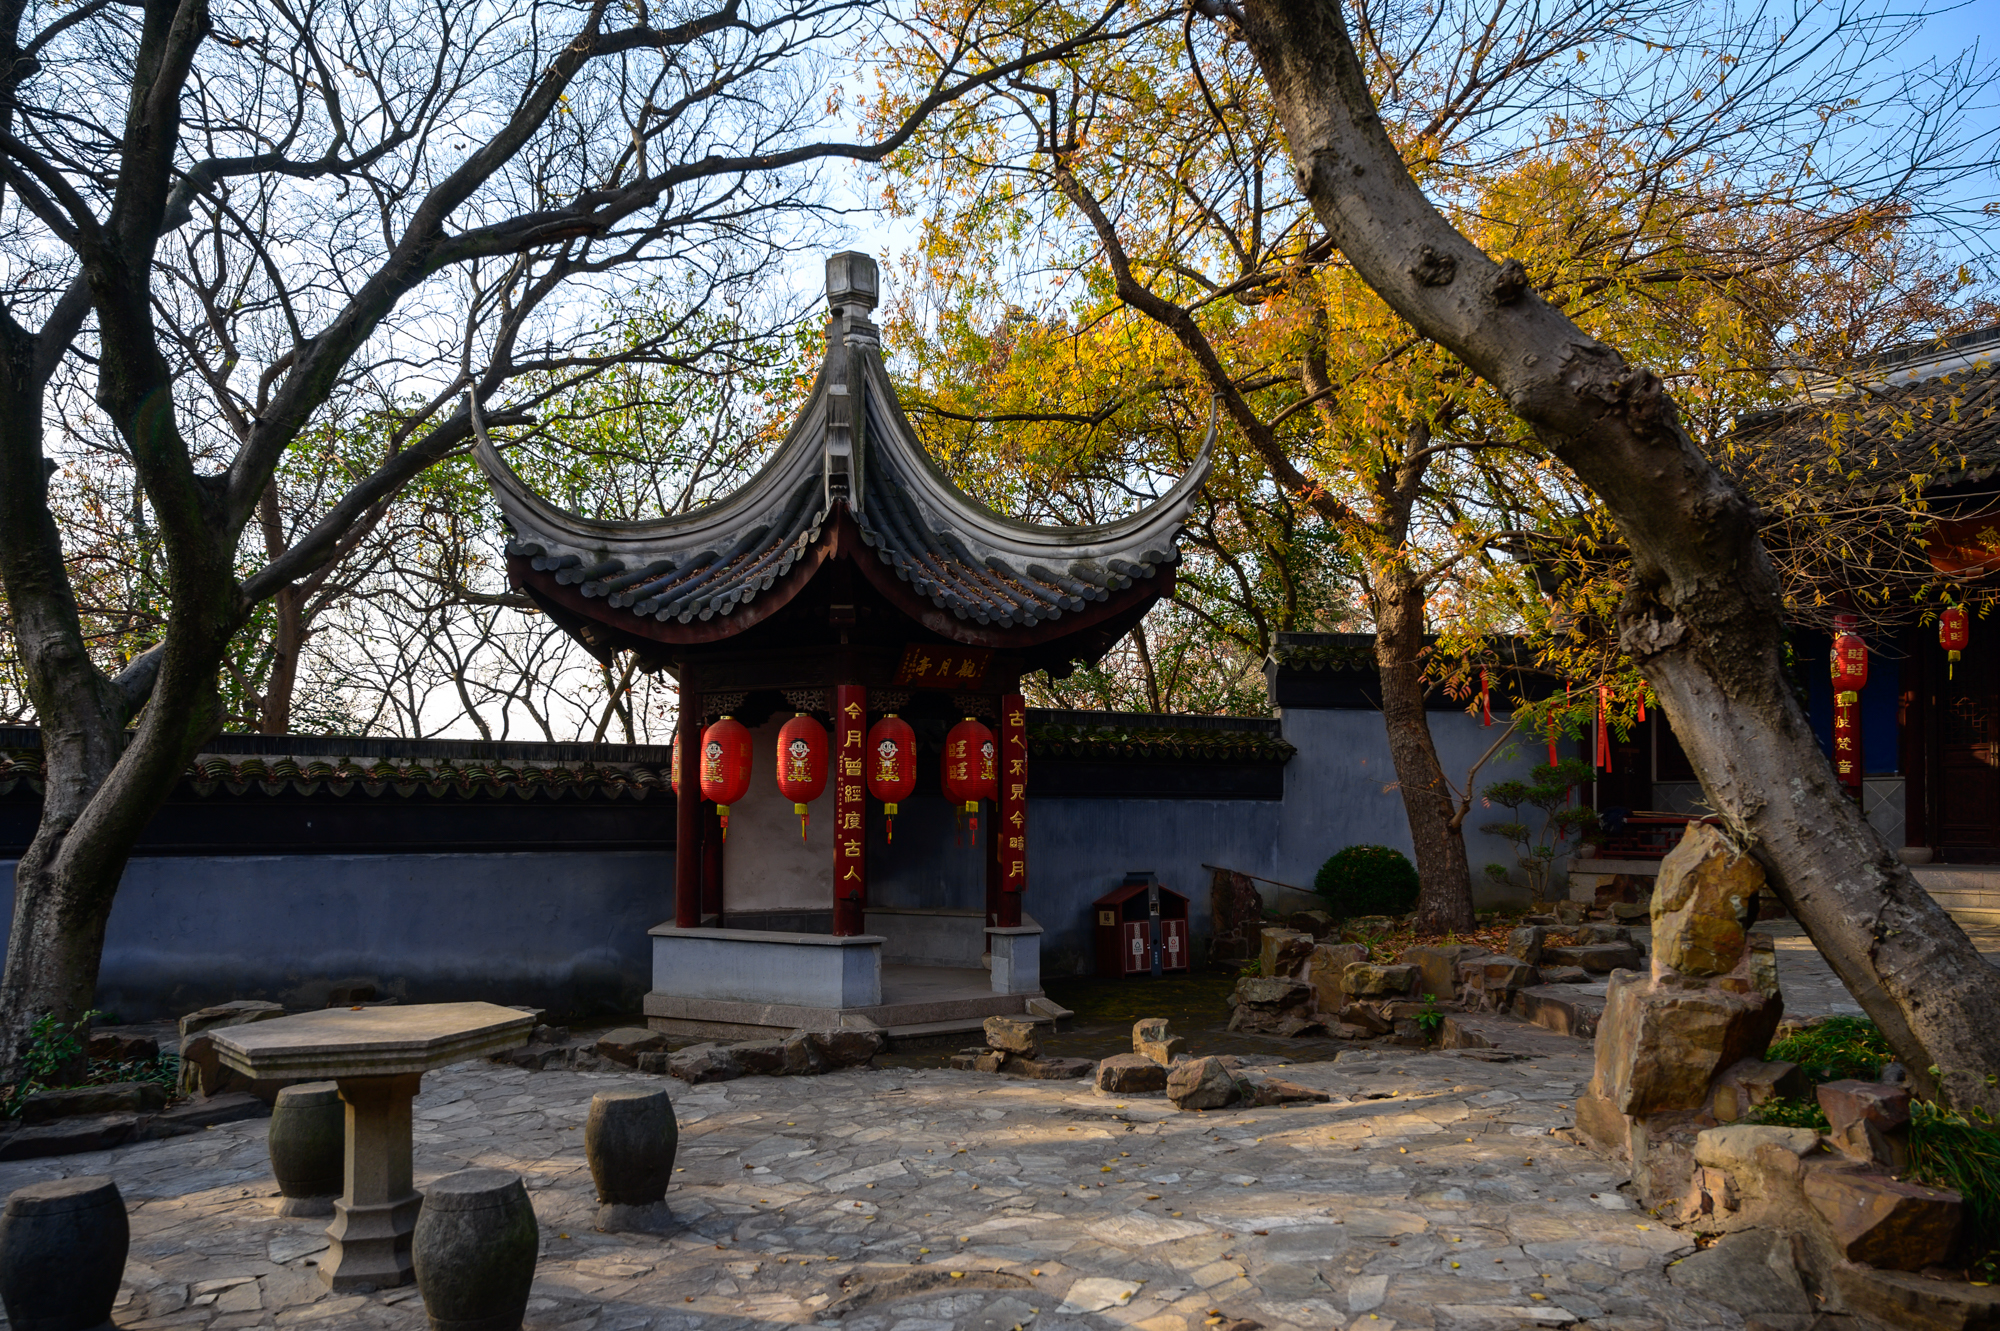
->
<box><xmin>0</xmin><ymin>1043</ymin><xmax>1762</xmax><ymax>1331</ymax></box>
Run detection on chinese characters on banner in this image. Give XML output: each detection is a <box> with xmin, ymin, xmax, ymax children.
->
<box><xmin>894</xmin><ymin>644</ymin><xmax>992</xmax><ymax>688</ymax></box>
<box><xmin>997</xmin><ymin>692</ymin><xmax>1027</xmax><ymax>927</ymax></box>
<box><xmin>1832</xmin><ymin>698</ymin><xmax>1861</xmax><ymax>791</ymax></box>
<box><xmin>833</xmin><ymin>685</ymin><xmax>867</xmax><ymax>935</ymax></box>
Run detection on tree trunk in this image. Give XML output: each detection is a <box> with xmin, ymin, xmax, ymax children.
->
<box><xmin>1373</xmin><ymin>568</ymin><xmax>1475</xmax><ymax>931</ymax></box>
<box><xmin>257</xmin><ymin>584</ymin><xmax>304</xmax><ymax>734</ymax></box>
<box><xmin>0</xmin><ymin>319</ymin><xmax>129</xmax><ymax>1060</ymax></box>
<box><xmin>1236</xmin><ymin>0</ymin><xmax>2000</xmax><ymax>1112</ymax></box>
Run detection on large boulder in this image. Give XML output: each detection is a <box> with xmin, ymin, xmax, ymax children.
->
<box><xmin>1590</xmin><ymin>970</ymin><xmax>1783</xmax><ymax>1116</ymax></box>
<box><xmin>18</xmin><ymin>1082</ymin><xmax>168</xmax><ymax>1124</ymax></box>
<box><xmin>1652</xmin><ymin>823</ymin><xmax>1763</xmax><ymax>977</ymax></box>
<box><xmin>1341</xmin><ymin>962</ymin><xmax>1417</xmax><ymax>998</ymax></box>
<box><xmin>1803</xmin><ymin>1165</ymin><xmax>1961</xmax><ymax>1271</ymax></box>
<box><xmin>1461</xmin><ymin>957</ymin><xmax>1537</xmax><ymax>1011</ymax></box>
<box><xmin>666</xmin><ymin>1043</ymin><xmax>742</xmax><ymax>1084</ymax></box>
<box><xmin>1166</xmin><ymin>1056</ymin><xmax>1244</xmax><ymax>1111</ymax></box>
<box><xmin>1305</xmin><ymin>942</ymin><xmax>1368</xmax><ymax>1014</ymax></box>
<box><xmin>595</xmin><ymin>1027</ymin><xmax>667</xmax><ymax>1067</ymax></box>
<box><xmin>1227</xmin><ymin>977</ymin><xmax>1320</xmax><ymax>1036</ymax></box>
<box><xmin>983</xmin><ymin>1016</ymin><xmax>1040</xmax><ymax>1057</ymax></box>
<box><xmin>1259</xmin><ymin>928</ymin><xmax>1314</xmax><ymax>980</ymax></box>
<box><xmin>1009</xmin><ymin>1057</ymin><xmax>1094</xmax><ymax>1080</ymax></box>
<box><xmin>1710</xmin><ymin>1058</ymin><xmax>1805</xmax><ymax>1123</ymax></box>
<box><xmin>1285</xmin><ymin>910</ymin><xmax>1335</xmax><ymax>939</ymax></box>
<box><xmin>1131</xmin><ymin>1018</ymin><xmax>1185</xmax><ymax>1066</ymax></box>
<box><xmin>1399</xmin><ymin>944</ymin><xmax>1483</xmax><ymax>1002</ymax></box>
<box><xmin>1504</xmin><ymin>926</ymin><xmax>1547</xmax><ymax>966</ymax></box>
<box><xmin>87</xmin><ymin>1032</ymin><xmax>159</xmax><ymax>1063</ymax></box>
<box><xmin>807</xmin><ymin>1029</ymin><xmax>885</xmax><ymax>1068</ymax></box>
<box><xmin>1818</xmin><ymin>1079</ymin><xmax>1913</xmax><ymax>1171</ymax></box>
<box><xmin>1097</xmin><ymin>1053</ymin><xmax>1169</xmax><ymax>1095</ymax></box>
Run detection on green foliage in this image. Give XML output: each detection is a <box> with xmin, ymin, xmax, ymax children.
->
<box><xmin>1314</xmin><ymin>845</ymin><xmax>1420</xmax><ymax>918</ymax></box>
<box><xmin>1414</xmin><ymin>994</ymin><xmax>1446</xmax><ymax>1042</ymax></box>
<box><xmin>3</xmin><ymin>1009</ymin><xmax>103</xmax><ymax>1117</ymax></box>
<box><xmin>1237</xmin><ymin>959</ymin><xmax>1263</xmax><ymax>977</ymax></box>
<box><xmin>1743</xmin><ymin>1095</ymin><xmax>1831</xmax><ymax>1131</ymax></box>
<box><xmin>1910</xmin><ymin>1101</ymin><xmax>2000</xmax><ymax>1278</ymax></box>
<box><xmin>1480</xmin><ymin>761</ymin><xmax>1600</xmax><ymax>906</ymax></box>
<box><xmin>1766</xmin><ymin>1016</ymin><xmax>1896</xmax><ymax>1087</ymax></box>
<box><xmin>2</xmin><ymin>1009</ymin><xmax>181</xmax><ymax>1119</ymax></box>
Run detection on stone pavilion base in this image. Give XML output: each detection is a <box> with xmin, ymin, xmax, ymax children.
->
<box><xmin>645</xmin><ymin>915</ymin><xmax>1052</xmax><ymax>1043</ymax></box>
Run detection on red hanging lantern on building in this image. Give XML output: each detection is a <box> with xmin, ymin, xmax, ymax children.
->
<box><xmin>699</xmin><ymin>716</ymin><xmax>753</xmax><ymax>838</ymax></box>
<box><xmin>1941</xmin><ymin>604</ymin><xmax>1970</xmax><ymax>680</ymax></box>
<box><xmin>942</xmin><ymin>717</ymin><xmax>998</xmax><ymax>840</ymax></box>
<box><xmin>865</xmin><ymin>714</ymin><xmax>917</xmax><ymax>842</ymax></box>
<box><xmin>1830</xmin><ymin>616</ymin><xmax>1867</xmax><ymax>796</ymax></box>
<box><xmin>775</xmin><ymin>713</ymin><xmax>828</xmax><ymax>841</ymax></box>
<box><xmin>670</xmin><ymin>732</ymin><xmax>680</xmax><ymax>796</ymax></box>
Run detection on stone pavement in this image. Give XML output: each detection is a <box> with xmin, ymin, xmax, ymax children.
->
<box><xmin>0</xmin><ymin>1043</ymin><xmax>1769</xmax><ymax>1331</ymax></box>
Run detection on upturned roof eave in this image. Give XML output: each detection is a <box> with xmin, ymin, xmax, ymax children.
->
<box><xmin>474</xmin><ymin>358</ymin><xmax>835</xmax><ymax>557</ymax></box>
<box><xmin>853</xmin><ymin>350</ymin><xmax>1213</xmax><ymax>562</ymax></box>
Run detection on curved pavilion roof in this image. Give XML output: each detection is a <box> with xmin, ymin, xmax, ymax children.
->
<box><xmin>477</xmin><ymin>253</ymin><xmax>1210</xmax><ymax>671</ymax></box>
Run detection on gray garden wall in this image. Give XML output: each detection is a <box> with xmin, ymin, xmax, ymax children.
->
<box><xmin>0</xmin><ymin>850</ymin><xmax>671</xmax><ymax>1022</ymax></box>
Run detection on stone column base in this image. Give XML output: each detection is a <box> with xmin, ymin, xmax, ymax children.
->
<box><xmin>986</xmin><ymin>925</ymin><xmax>1042</xmax><ymax>995</ymax></box>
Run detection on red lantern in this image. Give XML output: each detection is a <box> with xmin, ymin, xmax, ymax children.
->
<box><xmin>699</xmin><ymin>716</ymin><xmax>752</xmax><ymax>838</ymax></box>
<box><xmin>1830</xmin><ymin>616</ymin><xmax>1869</xmax><ymax>701</ymax></box>
<box><xmin>1942</xmin><ymin>605</ymin><xmax>1970</xmax><ymax>680</ymax></box>
<box><xmin>775</xmin><ymin>713</ymin><xmax>828</xmax><ymax>841</ymax></box>
<box><xmin>943</xmin><ymin>717</ymin><xmax>998</xmax><ymax>840</ymax></box>
<box><xmin>866</xmin><ymin>715</ymin><xmax>917</xmax><ymax>842</ymax></box>
<box><xmin>670</xmin><ymin>732</ymin><xmax>680</xmax><ymax>796</ymax></box>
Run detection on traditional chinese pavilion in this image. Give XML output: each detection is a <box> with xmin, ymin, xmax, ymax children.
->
<box><xmin>476</xmin><ymin>253</ymin><xmax>1209</xmax><ymax>1037</ymax></box>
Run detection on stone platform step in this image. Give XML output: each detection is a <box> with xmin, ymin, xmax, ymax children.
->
<box><xmin>1438</xmin><ymin>1011</ymin><xmax>1592</xmax><ymax>1059</ymax></box>
<box><xmin>1514</xmin><ymin>984</ymin><xmax>1608</xmax><ymax>1039</ymax></box>
<box><xmin>1914</xmin><ymin>866</ymin><xmax>2000</xmax><ymax>926</ymax></box>
<box><xmin>643</xmin><ymin>986</ymin><xmax>1054</xmax><ymax>1044</ymax></box>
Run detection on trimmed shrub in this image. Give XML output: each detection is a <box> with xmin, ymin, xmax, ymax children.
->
<box><xmin>1314</xmin><ymin>845</ymin><xmax>1420</xmax><ymax>918</ymax></box>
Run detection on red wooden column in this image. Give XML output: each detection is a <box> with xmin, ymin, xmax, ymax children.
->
<box><xmin>700</xmin><ymin>804</ymin><xmax>723</xmax><ymax>921</ymax></box>
<box><xmin>833</xmin><ymin>686</ymin><xmax>867</xmax><ymax>935</ymax></box>
<box><xmin>997</xmin><ymin>692</ymin><xmax>1028</xmax><ymax>928</ymax></box>
<box><xmin>673</xmin><ymin>670</ymin><xmax>702</xmax><ymax>928</ymax></box>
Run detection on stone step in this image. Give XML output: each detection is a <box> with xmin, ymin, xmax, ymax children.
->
<box><xmin>1514</xmin><ymin>984</ymin><xmax>1608</xmax><ymax>1039</ymax></box>
<box><xmin>1438</xmin><ymin>1011</ymin><xmax>1591</xmax><ymax>1059</ymax></box>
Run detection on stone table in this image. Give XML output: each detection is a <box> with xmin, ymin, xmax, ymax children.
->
<box><xmin>212</xmin><ymin>1002</ymin><xmax>533</xmax><ymax>1292</ymax></box>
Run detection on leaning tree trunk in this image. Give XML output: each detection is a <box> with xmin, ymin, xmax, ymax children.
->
<box><xmin>0</xmin><ymin>319</ymin><xmax>130</xmax><ymax>1062</ymax></box>
<box><xmin>1374</xmin><ymin>571</ymin><xmax>1476</xmax><ymax>931</ymax></box>
<box><xmin>1236</xmin><ymin>0</ymin><xmax>2000</xmax><ymax>1113</ymax></box>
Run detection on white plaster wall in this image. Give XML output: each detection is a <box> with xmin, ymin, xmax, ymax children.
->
<box><xmin>710</xmin><ymin>715</ymin><xmax>838</xmax><ymax>913</ymax></box>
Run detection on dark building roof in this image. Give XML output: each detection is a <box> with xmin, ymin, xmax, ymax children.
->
<box><xmin>479</xmin><ymin>253</ymin><xmax>1209</xmax><ymax>674</ymax></box>
<box><xmin>1733</xmin><ymin>350</ymin><xmax>2000</xmax><ymax>503</ymax></box>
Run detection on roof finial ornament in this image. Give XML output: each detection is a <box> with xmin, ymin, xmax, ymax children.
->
<box><xmin>826</xmin><ymin>251</ymin><xmax>880</xmax><ymax>347</ymax></box>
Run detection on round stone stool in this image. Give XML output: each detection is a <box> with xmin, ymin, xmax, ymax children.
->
<box><xmin>268</xmin><ymin>1081</ymin><xmax>345</xmax><ymax>1217</ymax></box>
<box><xmin>0</xmin><ymin>1175</ymin><xmax>128</xmax><ymax>1331</ymax></box>
<box><xmin>585</xmin><ymin>1087</ymin><xmax>677</xmax><ymax>1232</ymax></box>
<box><xmin>411</xmin><ymin>1169</ymin><xmax>537</xmax><ymax>1331</ymax></box>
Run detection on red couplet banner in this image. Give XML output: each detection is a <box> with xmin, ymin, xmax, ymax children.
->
<box><xmin>998</xmin><ymin>692</ymin><xmax>1027</xmax><ymax>927</ymax></box>
<box><xmin>833</xmin><ymin>685</ymin><xmax>867</xmax><ymax>934</ymax></box>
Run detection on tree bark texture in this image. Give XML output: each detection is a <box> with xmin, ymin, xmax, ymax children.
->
<box><xmin>1373</xmin><ymin>570</ymin><xmax>1475</xmax><ymax>931</ymax></box>
<box><xmin>1236</xmin><ymin>0</ymin><xmax>2000</xmax><ymax>1112</ymax></box>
